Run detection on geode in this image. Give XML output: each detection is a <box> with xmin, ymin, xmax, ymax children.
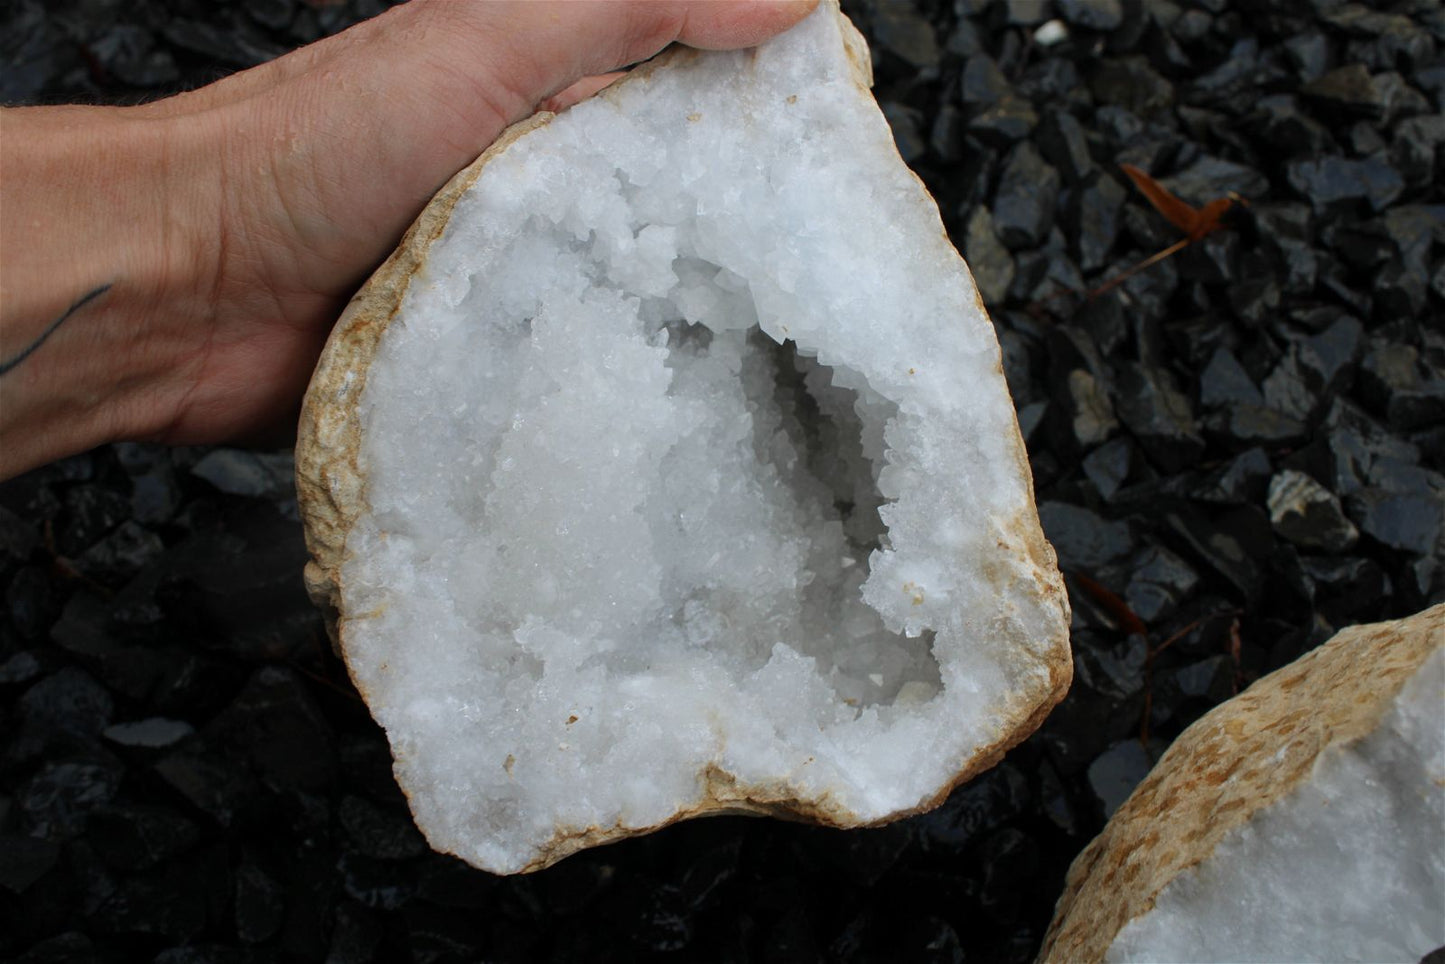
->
<box><xmin>1040</xmin><ymin>603</ymin><xmax>1445</xmax><ymax>963</ymax></box>
<box><xmin>296</xmin><ymin>2</ymin><xmax>1070</xmax><ymax>875</ymax></box>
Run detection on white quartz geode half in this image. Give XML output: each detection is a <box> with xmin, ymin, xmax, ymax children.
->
<box><xmin>296</xmin><ymin>3</ymin><xmax>1070</xmax><ymax>875</ymax></box>
<box><xmin>1039</xmin><ymin>603</ymin><xmax>1445</xmax><ymax>964</ymax></box>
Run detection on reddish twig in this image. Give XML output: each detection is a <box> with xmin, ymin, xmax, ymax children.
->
<box><xmin>1073</xmin><ymin>572</ymin><xmax>1149</xmax><ymax>639</ymax></box>
<box><xmin>1140</xmin><ymin>618</ymin><xmax>1202</xmax><ymax>747</ymax></box>
<box><xmin>1227</xmin><ymin>616</ymin><xmax>1244</xmax><ymax>695</ymax></box>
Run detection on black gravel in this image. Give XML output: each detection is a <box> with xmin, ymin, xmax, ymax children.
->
<box><xmin>3</xmin><ymin>0</ymin><xmax>1443</xmax><ymax>961</ymax></box>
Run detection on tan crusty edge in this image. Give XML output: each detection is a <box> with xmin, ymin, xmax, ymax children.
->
<box><xmin>1038</xmin><ymin>602</ymin><xmax>1445</xmax><ymax>963</ymax></box>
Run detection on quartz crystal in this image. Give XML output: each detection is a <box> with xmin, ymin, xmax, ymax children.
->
<box><xmin>297</xmin><ymin>2</ymin><xmax>1069</xmax><ymax>874</ymax></box>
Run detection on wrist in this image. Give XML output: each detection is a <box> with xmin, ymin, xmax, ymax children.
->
<box><xmin>0</xmin><ymin>104</ymin><xmax>220</xmax><ymax>476</ymax></box>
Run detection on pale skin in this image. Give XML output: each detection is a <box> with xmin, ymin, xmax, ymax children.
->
<box><xmin>0</xmin><ymin>0</ymin><xmax>817</xmax><ymax>480</ymax></box>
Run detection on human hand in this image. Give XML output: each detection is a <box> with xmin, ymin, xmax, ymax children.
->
<box><xmin>0</xmin><ymin>0</ymin><xmax>817</xmax><ymax>479</ymax></box>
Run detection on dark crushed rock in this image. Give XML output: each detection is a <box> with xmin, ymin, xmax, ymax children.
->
<box><xmin>1056</xmin><ymin>0</ymin><xmax>1124</xmax><ymax>33</ymax></box>
<box><xmin>1124</xmin><ymin>545</ymin><xmax>1200</xmax><ymax>624</ymax></box>
<box><xmin>965</xmin><ymin>207</ymin><xmax>1016</xmax><ymax>305</ymax></box>
<box><xmin>234</xmin><ymin>851</ymin><xmax>285</xmax><ymax>944</ymax></box>
<box><xmin>1036</xmin><ymin>108</ymin><xmax>1095</xmax><ymax>184</ymax></box>
<box><xmin>993</xmin><ymin>142</ymin><xmax>1060</xmax><ymax>248</ymax></box>
<box><xmin>870</xmin><ymin>3</ymin><xmax>940</xmax><ymax>70</ymax></box>
<box><xmin>1165</xmin><ymin>509</ymin><xmax>1269</xmax><ymax>603</ymax></box>
<box><xmin>86</xmin><ymin>803</ymin><xmax>202</xmax><ymax>871</ymax></box>
<box><xmin>1067</xmin><ymin>171</ymin><xmax>1129</xmax><ymax>272</ymax></box>
<box><xmin>189</xmin><ymin>449</ymin><xmax>297</xmax><ymax>501</ymax></box>
<box><xmin>1287</xmin><ymin>154</ymin><xmax>1405</xmax><ymax>214</ymax></box>
<box><xmin>2</xmin><ymin>0</ymin><xmax>1442</xmax><ymax>960</ymax></box>
<box><xmin>1090</xmin><ymin>56</ymin><xmax>1174</xmax><ymax>118</ymax></box>
<box><xmin>881</xmin><ymin>102</ymin><xmax>927</xmax><ymax>163</ymax></box>
<box><xmin>1348</xmin><ymin>486</ymin><xmax>1444</xmax><ymax>556</ymax></box>
<box><xmin>0</xmin><ymin>835</ymin><xmax>63</xmax><ymax>893</ymax></box>
<box><xmin>1267</xmin><ymin>470</ymin><xmax>1360</xmax><ymax>552</ymax></box>
<box><xmin>969</xmin><ymin>93</ymin><xmax>1039</xmax><ymax>147</ymax></box>
<box><xmin>1081</xmin><ymin>436</ymin><xmax>1133</xmax><ymax>502</ymax></box>
<box><xmin>1111</xmin><ymin>361</ymin><xmax>1205</xmax><ymax>474</ymax></box>
<box><xmin>1038</xmin><ymin>501</ymin><xmax>1133</xmax><ymax>571</ymax></box>
<box><xmin>18</xmin><ymin>756</ymin><xmax>126</xmax><ymax>840</ymax></box>
<box><xmin>1086</xmin><ymin>740</ymin><xmax>1156</xmax><ymax>818</ymax></box>
<box><xmin>1200</xmin><ymin>348</ymin><xmax>1264</xmax><ymax>409</ymax></box>
<box><xmin>1204</xmin><ymin>402</ymin><xmax>1311</xmax><ymax>451</ymax></box>
<box><xmin>959</xmin><ymin>53</ymin><xmax>1011</xmax><ymax>108</ymax></box>
<box><xmin>12</xmin><ymin>932</ymin><xmax>104</xmax><ymax>964</ymax></box>
<box><xmin>1190</xmin><ymin>446</ymin><xmax>1272</xmax><ymax>506</ymax></box>
<box><xmin>1072</xmin><ymin>632</ymin><xmax>1147</xmax><ymax>705</ymax></box>
<box><xmin>1301</xmin><ymin>556</ymin><xmax>1391</xmax><ymax>626</ymax></box>
<box><xmin>1162</xmin><ymin>155</ymin><xmax>1270</xmax><ymax>208</ymax></box>
<box><xmin>102</xmin><ymin>717</ymin><xmax>196</xmax><ymax>750</ymax></box>
<box><xmin>1301</xmin><ymin>64</ymin><xmax>1390</xmax><ymax>118</ymax></box>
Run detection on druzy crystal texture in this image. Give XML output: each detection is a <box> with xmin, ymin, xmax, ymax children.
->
<box><xmin>297</xmin><ymin>3</ymin><xmax>1069</xmax><ymax>874</ymax></box>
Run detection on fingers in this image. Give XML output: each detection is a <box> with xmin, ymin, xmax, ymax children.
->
<box><xmin>672</xmin><ymin>0</ymin><xmax>822</xmax><ymax>50</ymax></box>
<box><xmin>427</xmin><ymin>1</ymin><xmax>819</xmax><ymax>116</ymax></box>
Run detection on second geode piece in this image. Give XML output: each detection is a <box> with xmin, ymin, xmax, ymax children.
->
<box><xmin>1040</xmin><ymin>603</ymin><xmax>1445</xmax><ymax>963</ymax></box>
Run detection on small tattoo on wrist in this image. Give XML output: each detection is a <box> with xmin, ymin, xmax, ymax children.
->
<box><xmin>0</xmin><ymin>283</ymin><xmax>114</xmax><ymax>377</ymax></box>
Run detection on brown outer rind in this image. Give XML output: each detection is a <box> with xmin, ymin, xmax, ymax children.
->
<box><xmin>1037</xmin><ymin>603</ymin><xmax>1445</xmax><ymax>963</ymax></box>
<box><xmin>295</xmin><ymin>1</ymin><xmax>1071</xmax><ymax>874</ymax></box>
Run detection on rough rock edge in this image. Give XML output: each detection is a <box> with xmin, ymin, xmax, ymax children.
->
<box><xmin>1037</xmin><ymin>603</ymin><xmax>1445</xmax><ymax>963</ymax></box>
<box><xmin>295</xmin><ymin>2</ymin><xmax>1071</xmax><ymax>874</ymax></box>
